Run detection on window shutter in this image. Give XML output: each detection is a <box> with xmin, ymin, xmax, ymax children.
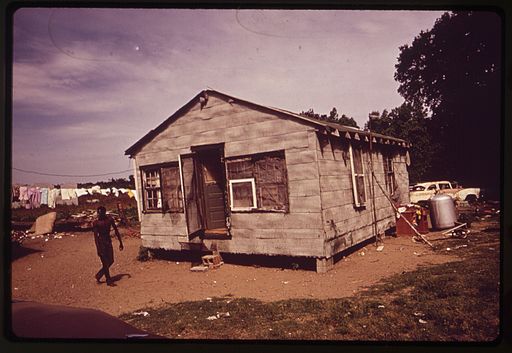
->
<box><xmin>161</xmin><ymin>166</ymin><xmax>183</xmax><ymax>212</ymax></box>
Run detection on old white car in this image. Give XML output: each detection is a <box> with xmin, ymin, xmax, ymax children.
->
<box><xmin>409</xmin><ymin>180</ymin><xmax>480</xmax><ymax>204</ymax></box>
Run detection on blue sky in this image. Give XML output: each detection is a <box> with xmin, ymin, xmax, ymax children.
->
<box><xmin>12</xmin><ymin>8</ymin><xmax>444</xmax><ymax>184</ymax></box>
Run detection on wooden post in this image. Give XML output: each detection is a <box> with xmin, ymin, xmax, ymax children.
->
<box><xmin>368</xmin><ymin>112</ymin><xmax>380</xmax><ymax>245</ymax></box>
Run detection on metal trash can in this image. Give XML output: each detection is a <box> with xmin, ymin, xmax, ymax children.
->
<box><xmin>429</xmin><ymin>194</ymin><xmax>457</xmax><ymax>230</ymax></box>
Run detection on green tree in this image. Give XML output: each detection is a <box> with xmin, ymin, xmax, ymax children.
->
<box><xmin>368</xmin><ymin>103</ymin><xmax>435</xmax><ymax>183</ymax></box>
<box><xmin>395</xmin><ymin>11</ymin><xmax>501</xmax><ymax>193</ymax></box>
<box><xmin>300</xmin><ymin>107</ymin><xmax>359</xmax><ymax>128</ymax></box>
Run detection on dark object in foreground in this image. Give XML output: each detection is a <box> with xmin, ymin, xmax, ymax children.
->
<box><xmin>10</xmin><ymin>301</ymin><xmax>162</xmax><ymax>339</ymax></box>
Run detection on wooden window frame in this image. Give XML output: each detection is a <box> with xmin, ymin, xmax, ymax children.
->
<box><xmin>140</xmin><ymin>163</ymin><xmax>183</xmax><ymax>213</ymax></box>
<box><xmin>228</xmin><ymin>178</ymin><xmax>257</xmax><ymax>211</ymax></box>
<box><xmin>349</xmin><ymin>143</ymin><xmax>366</xmax><ymax>208</ymax></box>
<box><xmin>384</xmin><ymin>153</ymin><xmax>396</xmax><ymax>195</ymax></box>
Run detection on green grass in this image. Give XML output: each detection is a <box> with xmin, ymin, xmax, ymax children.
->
<box><xmin>119</xmin><ymin>219</ymin><xmax>500</xmax><ymax>341</ymax></box>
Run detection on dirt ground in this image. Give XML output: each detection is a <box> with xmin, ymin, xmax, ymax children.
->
<box><xmin>10</xmin><ymin>228</ymin><xmax>465</xmax><ymax>318</ymax></box>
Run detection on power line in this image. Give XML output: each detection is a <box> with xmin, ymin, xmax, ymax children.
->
<box><xmin>13</xmin><ymin>167</ymin><xmax>132</xmax><ymax>178</ymax></box>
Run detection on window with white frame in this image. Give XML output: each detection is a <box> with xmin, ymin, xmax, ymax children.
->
<box><xmin>141</xmin><ymin>164</ymin><xmax>183</xmax><ymax>212</ymax></box>
<box><xmin>229</xmin><ymin>178</ymin><xmax>257</xmax><ymax>210</ymax></box>
<box><xmin>384</xmin><ymin>153</ymin><xmax>396</xmax><ymax>195</ymax></box>
<box><xmin>226</xmin><ymin>151</ymin><xmax>289</xmax><ymax>212</ymax></box>
<box><xmin>349</xmin><ymin>144</ymin><xmax>366</xmax><ymax>207</ymax></box>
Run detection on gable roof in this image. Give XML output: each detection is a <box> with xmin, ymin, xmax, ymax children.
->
<box><xmin>125</xmin><ymin>89</ymin><xmax>410</xmax><ymax>157</ymax></box>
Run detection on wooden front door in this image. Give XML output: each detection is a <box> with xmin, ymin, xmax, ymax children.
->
<box><xmin>198</xmin><ymin>148</ymin><xmax>227</xmax><ymax>230</ymax></box>
<box><xmin>179</xmin><ymin>153</ymin><xmax>203</xmax><ymax>237</ymax></box>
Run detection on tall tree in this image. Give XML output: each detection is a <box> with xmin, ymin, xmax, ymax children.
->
<box><xmin>395</xmin><ymin>11</ymin><xmax>501</xmax><ymax>194</ymax></box>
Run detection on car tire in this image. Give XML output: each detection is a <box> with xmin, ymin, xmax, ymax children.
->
<box><xmin>465</xmin><ymin>194</ymin><xmax>477</xmax><ymax>204</ymax></box>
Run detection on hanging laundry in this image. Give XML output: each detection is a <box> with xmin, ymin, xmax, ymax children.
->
<box><xmin>40</xmin><ymin>188</ymin><xmax>49</xmax><ymax>205</ymax></box>
<box><xmin>88</xmin><ymin>185</ymin><xmax>101</xmax><ymax>194</ymax></box>
<box><xmin>100</xmin><ymin>188</ymin><xmax>111</xmax><ymax>196</ymax></box>
<box><xmin>48</xmin><ymin>189</ymin><xmax>60</xmax><ymax>209</ymax></box>
<box><xmin>61</xmin><ymin>188</ymin><xmax>72</xmax><ymax>200</ymax></box>
<box><xmin>19</xmin><ymin>186</ymin><xmax>29</xmax><ymax>201</ymax></box>
<box><xmin>111</xmin><ymin>187</ymin><xmax>120</xmax><ymax>197</ymax></box>
<box><xmin>75</xmin><ymin>188</ymin><xmax>89</xmax><ymax>198</ymax></box>
<box><xmin>127</xmin><ymin>189</ymin><xmax>134</xmax><ymax>198</ymax></box>
<box><xmin>30</xmin><ymin>187</ymin><xmax>41</xmax><ymax>208</ymax></box>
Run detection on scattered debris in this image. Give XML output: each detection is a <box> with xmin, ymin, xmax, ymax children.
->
<box><xmin>376</xmin><ymin>245</ymin><xmax>384</xmax><ymax>252</ymax></box>
<box><xmin>202</xmin><ymin>254</ymin><xmax>224</xmax><ymax>269</ymax></box>
<box><xmin>125</xmin><ymin>333</ymin><xmax>149</xmax><ymax>338</ymax></box>
<box><xmin>454</xmin><ymin>244</ymin><xmax>468</xmax><ymax>249</ymax></box>
<box><xmin>206</xmin><ymin>315</ymin><xmax>218</xmax><ymax>321</ymax></box>
<box><xmin>446</xmin><ymin>248</ymin><xmax>452</xmax><ymax>251</ymax></box>
<box><xmin>216</xmin><ymin>312</ymin><xmax>231</xmax><ymax>318</ymax></box>
<box><xmin>413</xmin><ymin>312</ymin><xmax>425</xmax><ymax>317</ymax></box>
<box><xmin>282</xmin><ymin>281</ymin><xmax>289</xmax><ymax>285</ymax></box>
<box><xmin>132</xmin><ymin>311</ymin><xmax>150</xmax><ymax>317</ymax></box>
<box><xmin>418</xmin><ymin>319</ymin><xmax>428</xmax><ymax>324</ymax></box>
<box><xmin>378</xmin><ymin>305</ymin><xmax>385</xmax><ymax>309</ymax></box>
<box><xmin>190</xmin><ymin>265</ymin><xmax>208</xmax><ymax>272</ymax></box>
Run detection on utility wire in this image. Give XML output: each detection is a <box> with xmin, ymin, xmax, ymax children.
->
<box><xmin>13</xmin><ymin>167</ymin><xmax>132</xmax><ymax>178</ymax></box>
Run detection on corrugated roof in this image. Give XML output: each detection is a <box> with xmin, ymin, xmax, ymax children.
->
<box><xmin>125</xmin><ymin>89</ymin><xmax>409</xmax><ymax>156</ymax></box>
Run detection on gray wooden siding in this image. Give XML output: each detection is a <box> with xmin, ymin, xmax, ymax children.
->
<box><xmin>315</xmin><ymin>134</ymin><xmax>408</xmax><ymax>257</ymax></box>
<box><xmin>134</xmin><ymin>96</ymin><xmax>325</xmax><ymax>257</ymax></box>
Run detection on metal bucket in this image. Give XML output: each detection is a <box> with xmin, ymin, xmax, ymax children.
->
<box><xmin>429</xmin><ymin>194</ymin><xmax>457</xmax><ymax>230</ymax></box>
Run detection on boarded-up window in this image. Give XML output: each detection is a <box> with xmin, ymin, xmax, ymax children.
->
<box><xmin>383</xmin><ymin>153</ymin><xmax>396</xmax><ymax>195</ymax></box>
<box><xmin>226</xmin><ymin>151</ymin><xmax>289</xmax><ymax>212</ymax></box>
<box><xmin>141</xmin><ymin>164</ymin><xmax>183</xmax><ymax>212</ymax></box>
<box><xmin>349</xmin><ymin>144</ymin><xmax>366</xmax><ymax>207</ymax></box>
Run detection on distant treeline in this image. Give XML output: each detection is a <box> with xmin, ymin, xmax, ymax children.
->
<box><xmin>77</xmin><ymin>176</ymin><xmax>135</xmax><ymax>189</ymax></box>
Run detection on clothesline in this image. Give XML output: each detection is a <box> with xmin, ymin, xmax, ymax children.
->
<box><xmin>11</xmin><ymin>184</ymin><xmax>138</xmax><ymax>210</ymax></box>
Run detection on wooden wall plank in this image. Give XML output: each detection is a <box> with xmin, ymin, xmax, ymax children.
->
<box><xmin>140</xmin><ymin>225</ymin><xmax>188</xmax><ymax>236</ymax></box>
<box><xmin>289</xmin><ymin>195</ymin><xmax>322</xmax><ymax>213</ymax></box>
<box><xmin>285</xmin><ymin>149</ymin><xmax>317</xmax><ymax>165</ymax></box>
<box><xmin>286</xmin><ymin>162</ymin><xmax>319</xmax><ymax>181</ymax></box>
<box><xmin>288</xmin><ymin>179</ymin><xmax>321</xmax><ymax>197</ymax></box>
<box><xmin>204</xmin><ymin>237</ymin><xmax>325</xmax><ymax>257</ymax></box>
<box><xmin>231</xmin><ymin>228</ymin><xmax>322</xmax><ymax>239</ymax></box>
<box><xmin>231</xmin><ymin>212</ymin><xmax>322</xmax><ymax>229</ymax></box>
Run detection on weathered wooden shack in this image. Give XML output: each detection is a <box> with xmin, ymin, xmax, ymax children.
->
<box><xmin>125</xmin><ymin>89</ymin><xmax>410</xmax><ymax>272</ymax></box>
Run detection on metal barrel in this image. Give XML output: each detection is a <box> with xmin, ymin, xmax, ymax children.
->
<box><xmin>429</xmin><ymin>194</ymin><xmax>457</xmax><ymax>230</ymax></box>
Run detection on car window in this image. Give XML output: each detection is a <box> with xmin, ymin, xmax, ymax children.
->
<box><xmin>427</xmin><ymin>184</ymin><xmax>437</xmax><ymax>190</ymax></box>
<box><xmin>412</xmin><ymin>186</ymin><xmax>425</xmax><ymax>191</ymax></box>
<box><xmin>439</xmin><ymin>183</ymin><xmax>451</xmax><ymax>190</ymax></box>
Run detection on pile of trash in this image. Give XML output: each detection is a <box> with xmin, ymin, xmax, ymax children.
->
<box><xmin>70</xmin><ymin>209</ymin><xmax>101</xmax><ymax>229</ymax></box>
<box><xmin>11</xmin><ymin>229</ymin><xmax>76</xmax><ymax>245</ymax></box>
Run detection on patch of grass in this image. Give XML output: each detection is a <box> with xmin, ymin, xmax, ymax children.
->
<box><xmin>119</xmin><ymin>219</ymin><xmax>500</xmax><ymax>341</ymax></box>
